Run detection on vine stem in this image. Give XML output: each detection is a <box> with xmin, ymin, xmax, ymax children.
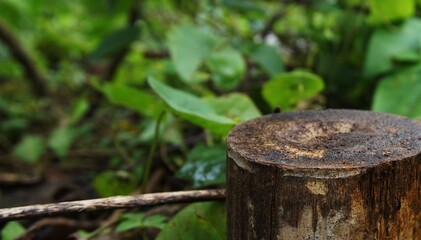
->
<box><xmin>141</xmin><ymin>111</ymin><xmax>166</xmax><ymax>193</ymax></box>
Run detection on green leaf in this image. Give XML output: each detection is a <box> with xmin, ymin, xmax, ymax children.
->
<box><xmin>48</xmin><ymin>126</ymin><xmax>75</xmax><ymax>157</ymax></box>
<box><xmin>368</xmin><ymin>0</ymin><xmax>414</xmax><ymax>24</ymax></box>
<box><xmin>177</xmin><ymin>144</ymin><xmax>226</xmax><ymax>188</ymax></box>
<box><xmin>148</xmin><ymin>77</ymin><xmax>235</xmax><ymax>135</ymax></box>
<box><xmin>69</xmin><ymin>98</ymin><xmax>89</xmax><ymax>124</ymax></box>
<box><xmin>90</xmin><ymin>26</ymin><xmax>140</xmax><ymax>60</ymax></box>
<box><xmin>364</xmin><ymin>18</ymin><xmax>421</xmax><ymax>77</ymax></box>
<box><xmin>1</xmin><ymin>221</ymin><xmax>25</xmax><ymax>240</ymax></box>
<box><xmin>392</xmin><ymin>50</ymin><xmax>421</xmax><ymax>63</ymax></box>
<box><xmin>14</xmin><ymin>135</ymin><xmax>45</xmax><ymax>163</ymax></box>
<box><xmin>206</xmin><ymin>47</ymin><xmax>245</xmax><ymax>90</ymax></box>
<box><xmin>205</xmin><ymin>93</ymin><xmax>261</xmax><ymax>123</ymax></box>
<box><xmin>0</xmin><ymin>118</ymin><xmax>27</xmax><ymax>133</ymax></box>
<box><xmin>93</xmin><ymin>171</ymin><xmax>138</xmax><ymax>197</ymax></box>
<box><xmin>249</xmin><ymin>43</ymin><xmax>284</xmax><ymax>76</ymax></box>
<box><xmin>142</xmin><ymin>214</ymin><xmax>167</xmax><ymax>229</ymax></box>
<box><xmin>101</xmin><ymin>83</ymin><xmax>164</xmax><ymax>118</ymax></box>
<box><xmin>372</xmin><ymin>64</ymin><xmax>421</xmax><ymax>118</ymax></box>
<box><xmin>116</xmin><ymin>213</ymin><xmax>167</xmax><ymax>232</ymax></box>
<box><xmin>157</xmin><ymin>202</ymin><xmax>226</xmax><ymax>240</ymax></box>
<box><xmin>262</xmin><ymin>70</ymin><xmax>325</xmax><ymax>111</ymax></box>
<box><xmin>168</xmin><ymin>23</ymin><xmax>221</xmax><ymax>81</ymax></box>
<box><xmin>222</xmin><ymin>0</ymin><xmax>265</xmax><ymax>13</ymax></box>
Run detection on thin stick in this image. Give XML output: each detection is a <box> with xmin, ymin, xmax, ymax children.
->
<box><xmin>0</xmin><ymin>189</ymin><xmax>226</xmax><ymax>222</ymax></box>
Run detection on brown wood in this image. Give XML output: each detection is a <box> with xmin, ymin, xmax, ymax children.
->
<box><xmin>227</xmin><ymin>109</ymin><xmax>421</xmax><ymax>240</ymax></box>
<box><xmin>0</xmin><ymin>189</ymin><xmax>225</xmax><ymax>221</ymax></box>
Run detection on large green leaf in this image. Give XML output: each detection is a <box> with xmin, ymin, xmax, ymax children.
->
<box><xmin>364</xmin><ymin>18</ymin><xmax>421</xmax><ymax>77</ymax></box>
<box><xmin>205</xmin><ymin>47</ymin><xmax>245</xmax><ymax>90</ymax></box>
<box><xmin>157</xmin><ymin>202</ymin><xmax>226</xmax><ymax>240</ymax></box>
<box><xmin>148</xmin><ymin>77</ymin><xmax>235</xmax><ymax>135</ymax></box>
<box><xmin>249</xmin><ymin>43</ymin><xmax>284</xmax><ymax>76</ymax></box>
<box><xmin>262</xmin><ymin>70</ymin><xmax>325</xmax><ymax>111</ymax></box>
<box><xmin>101</xmin><ymin>83</ymin><xmax>164</xmax><ymax>118</ymax></box>
<box><xmin>90</xmin><ymin>26</ymin><xmax>141</xmax><ymax>60</ymax></box>
<box><xmin>205</xmin><ymin>93</ymin><xmax>261</xmax><ymax>123</ymax></box>
<box><xmin>372</xmin><ymin>65</ymin><xmax>421</xmax><ymax>118</ymax></box>
<box><xmin>13</xmin><ymin>135</ymin><xmax>45</xmax><ymax>163</ymax></box>
<box><xmin>177</xmin><ymin>144</ymin><xmax>226</xmax><ymax>188</ymax></box>
<box><xmin>167</xmin><ymin>23</ymin><xmax>221</xmax><ymax>82</ymax></box>
<box><xmin>368</xmin><ymin>0</ymin><xmax>414</xmax><ymax>24</ymax></box>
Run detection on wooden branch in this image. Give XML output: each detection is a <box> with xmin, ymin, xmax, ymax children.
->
<box><xmin>0</xmin><ymin>19</ymin><xmax>50</xmax><ymax>97</ymax></box>
<box><xmin>0</xmin><ymin>189</ymin><xmax>226</xmax><ymax>221</ymax></box>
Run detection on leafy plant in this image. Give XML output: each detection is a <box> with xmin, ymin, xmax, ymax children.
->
<box><xmin>148</xmin><ymin>77</ymin><xmax>235</xmax><ymax>135</ymax></box>
<box><xmin>372</xmin><ymin>64</ymin><xmax>421</xmax><ymax>118</ymax></box>
<box><xmin>205</xmin><ymin>47</ymin><xmax>245</xmax><ymax>90</ymax></box>
<box><xmin>101</xmin><ymin>82</ymin><xmax>165</xmax><ymax>118</ymax></box>
<box><xmin>13</xmin><ymin>134</ymin><xmax>45</xmax><ymax>163</ymax></box>
<box><xmin>48</xmin><ymin>126</ymin><xmax>76</xmax><ymax>157</ymax></box>
<box><xmin>364</xmin><ymin>18</ymin><xmax>421</xmax><ymax>78</ymax></box>
<box><xmin>2</xmin><ymin>0</ymin><xmax>421</xmax><ymax>239</ymax></box>
<box><xmin>177</xmin><ymin>144</ymin><xmax>227</xmax><ymax>188</ymax></box>
<box><xmin>262</xmin><ymin>70</ymin><xmax>325</xmax><ymax>111</ymax></box>
<box><xmin>1</xmin><ymin>221</ymin><xmax>25</xmax><ymax>240</ymax></box>
<box><xmin>167</xmin><ymin>23</ymin><xmax>222</xmax><ymax>82</ymax></box>
<box><xmin>157</xmin><ymin>202</ymin><xmax>226</xmax><ymax>240</ymax></box>
<box><xmin>93</xmin><ymin>170</ymin><xmax>140</xmax><ymax>197</ymax></box>
<box><xmin>116</xmin><ymin>213</ymin><xmax>167</xmax><ymax>232</ymax></box>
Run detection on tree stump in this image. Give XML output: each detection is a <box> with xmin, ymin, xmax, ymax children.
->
<box><xmin>227</xmin><ymin>110</ymin><xmax>421</xmax><ymax>240</ymax></box>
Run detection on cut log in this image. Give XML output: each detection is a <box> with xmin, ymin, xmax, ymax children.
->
<box><xmin>227</xmin><ymin>109</ymin><xmax>421</xmax><ymax>240</ymax></box>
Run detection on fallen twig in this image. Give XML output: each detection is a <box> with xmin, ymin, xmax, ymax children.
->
<box><xmin>0</xmin><ymin>189</ymin><xmax>226</xmax><ymax>221</ymax></box>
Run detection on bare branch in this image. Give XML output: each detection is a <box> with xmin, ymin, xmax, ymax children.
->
<box><xmin>0</xmin><ymin>19</ymin><xmax>50</xmax><ymax>97</ymax></box>
<box><xmin>0</xmin><ymin>189</ymin><xmax>226</xmax><ymax>221</ymax></box>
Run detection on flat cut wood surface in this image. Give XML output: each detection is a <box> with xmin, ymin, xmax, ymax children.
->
<box><xmin>228</xmin><ymin>109</ymin><xmax>421</xmax><ymax>170</ymax></box>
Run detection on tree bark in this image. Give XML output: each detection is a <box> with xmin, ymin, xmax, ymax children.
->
<box><xmin>227</xmin><ymin>109</ymin><xmax>421</xmax><ymax>239</ymax></box>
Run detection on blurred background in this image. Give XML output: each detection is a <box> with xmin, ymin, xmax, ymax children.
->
<box><xmin>1</xmin><ymin>0</ymin><xmax>421</xmax><ymax>239</ymax></box>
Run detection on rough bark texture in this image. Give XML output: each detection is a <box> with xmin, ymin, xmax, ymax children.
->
<box><xmin>227</xmin><ymin>109</ymin><xmax>421</xmax><ymax>240</ymax></box>
<box><xmin>0</xmin><ymin>189</ymin><xmax>225</xmax><ymax>221</ymax></box>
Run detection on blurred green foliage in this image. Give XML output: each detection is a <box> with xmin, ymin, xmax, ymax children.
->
<box><xmin>2</xmin><ymin>0</ymin><xmax>421</xmax><ymax>238</ymax></box>
<box><xmin>116</xmin><ymin>213</ymin><xmax>168</xmax><ymax>232</ymax></box>
<box><xmin>1</xmin><ymin>221</ymin><xmax>26</xmax><ymax>240</ymax></box>
<box><xmin>157</xmin><ymin>202</ymin><xmax>226</xmax><ymax>240</ymax></box>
